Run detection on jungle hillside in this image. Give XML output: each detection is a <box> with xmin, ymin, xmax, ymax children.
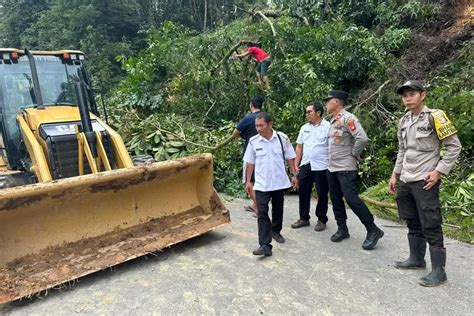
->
<box><xmin>0</xmin><ymin>0</ymin><xmax>472</xmax><ymax>242</ymax></box>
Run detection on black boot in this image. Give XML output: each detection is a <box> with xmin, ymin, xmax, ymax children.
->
<box><xmin>362</xmin><ymin>223</ymin><xmax>384</xmax><ymax>250</ymax></box>
<box><xmin>419</xmin><ymin>247</ymin><xmax>447</xmax><ymax>287</ymax></box>
<box><xmin>331</xmin><ymin>221</ymin><xmax>350</xmax><ymax>242</ymax></box>
<box><xmin>395</xmin><ymin>235</ymin><xmax>426</xmax><ymax>269</ymax></box>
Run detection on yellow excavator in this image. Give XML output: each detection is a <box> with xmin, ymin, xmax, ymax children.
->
<box><xmin>0</xmin><ymin>48</ymin><xmax>230</xmax><ymax>303</ymax></box>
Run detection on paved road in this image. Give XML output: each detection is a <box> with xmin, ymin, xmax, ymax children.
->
<box><xmin>1</xmin><ymin>195</ymin><xmax>472</xmax><ymax>315</ymax></box>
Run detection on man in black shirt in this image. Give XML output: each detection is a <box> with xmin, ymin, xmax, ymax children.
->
<box><xmin>232</xmin><ymin>95</ymin><xmax>263</xmax><ymax>213</ymax></box>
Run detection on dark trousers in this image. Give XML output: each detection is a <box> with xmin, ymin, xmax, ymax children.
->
<box><xmin>298</xmin><ymin>164</ymin><xmax>329</xmax><ymax>223</ymax></box>
<box><xmin>255</xmin><ymin>189</ymin><xmax>285</xmax><ymax>248</ymax></box>
<box><xmin>397</xmin><ymin>180</ymin><xmax>444</xmax><ymax>247</ymax></box>
<box><xmin>327</xmin><ymin>170</ymin><xmax>374</xmax><ymax>226</ymax></box>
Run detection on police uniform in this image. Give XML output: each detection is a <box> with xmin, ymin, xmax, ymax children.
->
<box><xmin>295</xmin><ymin>120</ymin><xmax>330</xmax><ymax>224</ymax></box>
<box><xmin>328</xmin><ymin>110</ymin><xmax>377</xmax><ymax>226</ymax></box>
<box><xmin>243</xmin><ymin>130</ymin><xmax>296</xmax><ymax>249</ymax></box>
<box><xmin>393</xmin><ymin>82</ymin><xmax>462</xmax><ymax>286</ymax></box>
<box><xmin>325</xmin><ymin>90</ymin><xmax>383</xmax><ymax>250</ymax></box>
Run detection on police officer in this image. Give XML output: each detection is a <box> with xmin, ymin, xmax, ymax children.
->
<box><xmin>291</xmin><ymin>102</ymin><xmax>330</xmax><ymax>231</ymax></box>
<box><xmin>244</xmin><ymin>112</ymin><xmax>298</xmax><ymax>256</ymax></box>
<box><xmin>326</xmin><ymin>90</ymin><xmax>384</xmax><ymax>250</ymax></box>
<box><xmin>388</xmin><ymin>80</ymin><xmax>462</xmax><ymax>287</ymax></box>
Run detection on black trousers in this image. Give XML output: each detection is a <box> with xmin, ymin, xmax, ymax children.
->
<box><xmin>396</xmin><ymin>180</ymin><xmax>444</xmax><ymax>247</ymax></box>
<box><xmin>327</xmin><ymin>170</ymin><xmax>374</xmax><ymax>226</ymax></box>
<box><xmin>298</xmin><ymin>164</ymin><xmax>329</xmax><ymax>223</ymax></box>
<box><xmin>255</xmin><ymin>189</ymin><xmax>285</xmax><ymax>248</ymax></box>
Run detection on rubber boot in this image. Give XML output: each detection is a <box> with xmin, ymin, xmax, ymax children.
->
<box><xmin>395</xmin><ymin>235</ymin><xmax>426</xmax><ymax>269</ymax></box>
<box><xmin>419</xmin><ymin>247</ymin><xmax>447</xmax><ymax>287</ymax></box>
<box><xmin>331</xmin><ymin>220</ymin><xmax>350</xmax><ymax>242</ymax></box>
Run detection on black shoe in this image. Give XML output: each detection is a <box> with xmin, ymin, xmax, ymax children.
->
<box><xmin>362</xmin><ymin>225</ymin><xmax>384</xmax><ymax>250</ymax></box>
<box><xmin>395</xmin><ymin>235</ymin><xmax>426</xmax><ymax>269</ymax></box>
<box><xmin>330</xmin><ymin>228</ymin><xmax>350</xmax><ymax>242</ymax></box>
<box><xmin>252</xmin><ymin>246</ymin><xmax>272</xmax><ymax>256</ymax></box>
<box><xmin>419</xmin><ymin>247</ymin><xmax>447</xmax><ymax>287</ymax></box>
<box><xmin>291</xmin><ymin>219</ymin><xmax>310</xmax><ymax>229</ymax></box>
<box><xmin>272</xmin><ymin>232</ymin><xmax>285</xmax><ymax>243</ymax></box>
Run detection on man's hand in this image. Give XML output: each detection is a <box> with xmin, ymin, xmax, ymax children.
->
<box><xmin>291</xmin><ymin>175</ymin><xmax>298</xmax><ymax>189</ymax></box>
<box><xmin>245</xmin><ymin>181</ymin><xmax>253</xmax><ymax>195</ymax></box>
<box><xmin>354</xmin><ymin>155</ymin><xmax>363</xmax><ymax>162</ymax></box>
<box><xmin>388</xmin><ymin>174</ymin><xmax>398</xmax><ymax>195</ymax></box>
<box><xmin>424</xmin><ymin>170</ymin><xmax>441</xmax><ymax>190</ymax></box>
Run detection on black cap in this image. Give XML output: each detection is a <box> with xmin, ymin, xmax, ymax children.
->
<box><xmin>324</xmin><ymin>90</ymin><xmax>349</xmax><ymax>102</ymax></box>
<box><xmin>396</xmin><ymin>80</ymin><xmax>425</xmax><ymax>94</ymax></box>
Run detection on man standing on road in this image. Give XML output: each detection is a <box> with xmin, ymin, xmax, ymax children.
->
<box><xmin>291</xmin><ymin>102</ymin><xmax>330</xmax><ymax>232</ymax></box>
<box><xmin>232</xmin><ymin>95</ymin><xmax>263</xmax><ymax>214</ymax></box>
<box><xmin>326</xmin><ymin>90</ymin><xmax>384</xmax><ymax>250</ymax></box>
<box><xmin>244</xmin><ymin>112</ymin><xmax>298</xmax><ymax>256</ymax></box>
<box><xmin>388</xmin><ymin>80</ymin><xmax>461</xmax><ymax>287</ymax></box>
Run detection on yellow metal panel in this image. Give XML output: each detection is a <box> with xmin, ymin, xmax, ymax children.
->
<box><xmin>24</xmin><ymin>106</ymin><xmax>82</xmax><ymax>132</ymax></box>
<box><xmin>93</xmin><ymin>116</ymin><xmax>134</xmax><ymax>168</ymax></box>
<box><xmin>17</xmin><ymin>116</ymin><xmax>52</xmax><ymax>182</ymax></box>
<box><xmin>0</xmin><ymin>154</ymin><xmax>229</xmax><ymax>303</ymax></box>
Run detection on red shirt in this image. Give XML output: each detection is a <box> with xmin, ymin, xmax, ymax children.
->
<box><xmin>248</xmin><ymin>47</ymin><xmax>269</xmax><ymax>62</ymax></box>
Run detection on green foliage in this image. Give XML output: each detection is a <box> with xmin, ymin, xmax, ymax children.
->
<box><xmin>99</xmin><ymin>1</ymin><xmax>471</xmax><ymax>241</ymax></box>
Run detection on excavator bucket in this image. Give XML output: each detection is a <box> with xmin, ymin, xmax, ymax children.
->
<box><xmin>0</xmin><ymin>154</ymin><xmax>230</xmax><ymax>304</ymax></box>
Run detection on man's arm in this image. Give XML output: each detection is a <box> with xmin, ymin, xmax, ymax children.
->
<box><xmin>389</xmin><ymin>119</ymin><xmax>405</xmax><ymax>194</ymax></box>
<box><xmin>435</xmin><ymin>134</ymin><xmax>462</xmax><ymax>176</ymax></box>
<box><xmin>423</xmin><ymin>133</ymin><xmax>462</xmax><ymax>190</ymax></box>
<box><xmin>347</xmin><ymin>117</ymin><xmax>368</xmax><ymax>159</ymax></box>
<box><xmin>283</xmin><ymin>135</ymin><xmax>298</xmax><ymax>188</ymax></box>
<box><xmin>233</xmin><ymin>50</ymin><xmax>250</xmax><ymax>58</ymax></box>
<box><xmin>294</xmin><ymin>144</ymin><xmax>303</xmax><ymax>170</ymax></box>
<box><xmin>232</xmin><ymin>128</ymin><xmax>241</xmax><ymax>139</ymax></box>
<box><xmin>245</xmin><ymin>163</ymin><xmax>255</xmax><ymax>194</ymax></box>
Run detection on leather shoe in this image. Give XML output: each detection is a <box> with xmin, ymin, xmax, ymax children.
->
<box><xmin>314</xmin><ymin>220</ymin><xmax>326</xmax><ymax>232</ymax></box>
<box><xmin>272</xmin><ymin>232</ymin><xmax>285</xmax><ymax>243</ymax></box>
<box><xmin>252</xmin><ymin>246</ymin><xmax>272</xmax><ymax>256</ymax></box>
<box><xmin>330</xmin><ymin>228</ymin><xmax>350</xmax><ymax>242</ymax></box>
<box><xmin>291</xmin><ymin>219</ymin><xmax>310</xmax><ymax>229</ymax></box>
<box><xmin>362</xmin><ymin>226</ymin><xmax>384</xmax><ymax>250</ymax></box>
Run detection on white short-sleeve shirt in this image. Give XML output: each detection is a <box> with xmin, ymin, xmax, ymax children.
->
<box><xmin>243</xmin><ymin>130</ymin><xmax>296</xmax><ymax>192</ymax></box>
<box><xmin>296</xmin><ymin>120</ymin><xmax>330</xmax><ymax>171</ymax></box>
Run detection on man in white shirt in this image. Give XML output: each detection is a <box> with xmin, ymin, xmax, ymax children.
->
<box><xmin>244</xmin><ymin>112</ymin><xmax>298</xmax><ymax>256</ymax></box>
<box><xmin>291</xmin><ymin>102</ymin><xmax>330</xmax><ymax>231</ymax></box>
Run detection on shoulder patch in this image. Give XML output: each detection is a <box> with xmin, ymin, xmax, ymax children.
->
<box><xmin>347</xmin><ymin>119</ymin><xmax>356</xmax><ymax>131</ymax></box>
<box><xmin>431</xmin><ymin>110</ymin><xmax>457</xmax><ymax>140</ymax></box>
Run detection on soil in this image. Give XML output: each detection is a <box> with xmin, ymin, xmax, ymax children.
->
<box><xmin>393</xmin><ymin>0</ymin><xmax>473</xmax><ymax>80</ymax></box>
<box><xmin>0</xmin><ymin>194</ymin><xmax>230</xmax><ymax>304</ymax></box>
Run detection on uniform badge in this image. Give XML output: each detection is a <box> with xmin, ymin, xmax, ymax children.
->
<box><xmin>347</xmin><ymin>119</ymin><xmax>356</xmax><ymax>131</ymax></box>
<box><xmin>431</xmin><ymin>110</ymin><xmax>457</xmax><ymax>140</ymax></box>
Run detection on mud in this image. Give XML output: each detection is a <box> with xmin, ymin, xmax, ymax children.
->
<box><xmin>0</xmin><ymin>195</ymin><xmax>43</xmax><ymax>211</ymax></box>
<box><xmin>0</xmin><ymin>202</ymin><xmax>230</xmax><ymax>304</ymax></box>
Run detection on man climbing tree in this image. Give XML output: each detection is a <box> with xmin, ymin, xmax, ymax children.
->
<box><xmin>232</xmin><ymin>42</ymin><xmax>272</xmax><ymax>89</ymax></box>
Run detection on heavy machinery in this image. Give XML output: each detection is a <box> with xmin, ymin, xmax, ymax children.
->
<box><xmin>0</xmin><ymin>48</ymin><xmax>230</xmax><ymax>303</ymax></box>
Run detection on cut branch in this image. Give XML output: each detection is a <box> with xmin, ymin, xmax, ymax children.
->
<box><xmin>211</xmin><ymin>40</ymin><xmax>246</xmax><ymax>73</ymax></box>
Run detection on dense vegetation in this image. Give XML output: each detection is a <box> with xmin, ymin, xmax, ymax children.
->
<box><xmin>0</xmin><ymin>0</ymin><xmax>472</xmax><ymax>241</ymax></box>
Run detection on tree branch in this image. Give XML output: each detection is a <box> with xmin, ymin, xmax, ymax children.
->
<box><xmin>356</xmin><ymin>79</ymin><xmax>392</xmax><ymax>107</ymax></box>
<box><xmin>254</xmin><ymin>11</ymin><xmax>277</xmax><ymax>36</ymax></box>
<box><xmin>211</xmin><ymin>39</ymin><xmax>246</xmax><ymax>73</ymax></box>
